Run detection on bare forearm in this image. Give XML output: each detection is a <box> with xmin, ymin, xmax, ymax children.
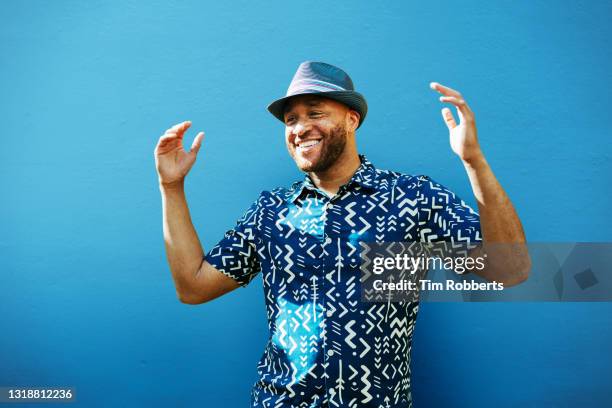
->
<box><xmin>463</xmin><ymin>154</ymin><xmax>526</xmax><ymax>243</ymax></box>
<box><xmin>160</xmin><ymin>181</ymin><xmax>204</xmax><ymax>295</ymax></box>
<box><xmin>463</xmin><ymin>154</ymin><xmax>530</xmax><ymax>284</ymax></box>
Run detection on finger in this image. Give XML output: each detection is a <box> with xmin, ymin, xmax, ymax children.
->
<box><xmin>157</xmin><ymin>133</ymin><xmax>182</xmax><ymax>146</ymax></box>
<box><xmin>167</xmin><ymin>120</ymin><xmax>191</xmax><ymax>133</ymax></box>
<box><xmin>441</xmin><ymin>107</ymin><xmax>457</xmax><ymax>130</ymax></box>
<box><xmin>164</xmin><ymin>120</ymin><xmax>192</xmax><ymax>138</ymax></box>
<box><xmin>155</xmin><ymin>132</ymin><xmax>185</xmax><ymax>154</ymax></box>
<box><xmin>439</xmin><ymin>96</ymin><xmax>471</xmax><ymax>120</ymax></box>
<box><xmin>190</xmin><ymin>132</ymin><xmax>205</xmax><ymax>154</ymax></box>
<box><xmin>430</xmin><ymin>82</ymin><xmax>461</xmax><ymax>97</ymax></box>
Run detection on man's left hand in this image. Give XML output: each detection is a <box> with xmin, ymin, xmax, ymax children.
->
<box><xmin>430</xmin><ymin>82</ymin><xmax>483</xmax><ymax>164</ymax></box>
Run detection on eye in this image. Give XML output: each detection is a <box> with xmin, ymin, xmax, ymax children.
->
<box><xmin>284</xmin><ymin>116</ymin><xmax>296</xmax><ymax>125</ymax></box>
<box><xmin>309</xmin><ymin>111</ymin><xmax>323</xmax><ymax>118</ymax></box>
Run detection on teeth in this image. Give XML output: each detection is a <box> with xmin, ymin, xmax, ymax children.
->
<box><xmin>298</xmin><ymin>140</ymin><xmax>321</xmax><ymax>148</ymax></box>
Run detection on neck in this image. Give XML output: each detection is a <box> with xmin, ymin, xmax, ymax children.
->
<box><xmin>308</xmin><ymin>151</ymin><xmax>361</xmax><ymax>198</ymax></box>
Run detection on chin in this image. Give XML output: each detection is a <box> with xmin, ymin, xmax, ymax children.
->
<box><xmin>290</xmin><ymin>151</ymin><xmax>316</xmax><ymax>172</ymax></box>
<box><xmin>295</xmin><ymin>158</ymin><xmax>316</xmax><ymax>172</ymax></box>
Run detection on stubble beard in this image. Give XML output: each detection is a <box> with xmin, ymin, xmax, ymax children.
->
<box><xmin>291</xmin><ymin>124</ymin><xmax>348</xmax><ymax>173</ymax></box>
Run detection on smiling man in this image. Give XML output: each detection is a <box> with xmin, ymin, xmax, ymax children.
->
<box><xmin>283</xmin><ymin>94</ymin><xmax>360</xmax><ymax>195</ymax></box>
<box><xmin>154</xmin><ymin>61</ymin><xmax>530</xmax><ymax>408</ymax></box>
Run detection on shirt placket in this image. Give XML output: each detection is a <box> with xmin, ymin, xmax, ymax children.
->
<box><xmin>298</xmin><ymin>187</ymin><xmax>333</xmax><ymax>407</ymax></box>
<box><xmin>318</xmin><ymin>189</ymin><xmax>347</xmax><ymax>407</ymax></box>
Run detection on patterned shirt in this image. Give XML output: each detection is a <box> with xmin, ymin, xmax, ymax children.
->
<box><xmin>205</xmin><ymin>155</ymin><xmax>481</xmax><ymax>408</ymax></box>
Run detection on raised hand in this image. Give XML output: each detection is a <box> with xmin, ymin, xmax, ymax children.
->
<box><xmin>430</xmin><ymin>82</ymin><xmax>483</xmax><ymax>164</ymax></box>
<box><xmin>154</xmin><ymin>121</ymin><xmax>204</xmax><ymax>187</ymax></box>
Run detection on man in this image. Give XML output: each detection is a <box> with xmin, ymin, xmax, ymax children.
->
<box><xmin>154</xmin><ymin>61</ymin><xmax>530</xmax><ymax>407</ymax></box>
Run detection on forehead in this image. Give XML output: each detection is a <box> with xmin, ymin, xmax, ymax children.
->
<box><xmin>283</xmin><ymin>95</ymin><xmax>341</xmax><ymax>116</ymax></box>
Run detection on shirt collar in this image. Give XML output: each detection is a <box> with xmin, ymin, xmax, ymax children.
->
<box><xmin>287</xmin><ymin>154</ymin><xmax>377</xmax><ymax>203</ymax></box>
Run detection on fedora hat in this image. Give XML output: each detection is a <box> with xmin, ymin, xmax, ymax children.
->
<box><xmin>267</xmin><ymin>61</ymin><xmax>368</xmax><ymax>128</ymax></box>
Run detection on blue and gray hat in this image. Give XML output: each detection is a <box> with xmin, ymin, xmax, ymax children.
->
<box><xmin>267</xmin><ymin>61</ymin><xmax>368</xmax><ymax>128</ymax></box>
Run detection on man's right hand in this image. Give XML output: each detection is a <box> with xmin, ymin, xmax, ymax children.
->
<box><xmin>154</xmin><ymin>121</ymin><xmax>204</xmax><ymax>188</ymax></box>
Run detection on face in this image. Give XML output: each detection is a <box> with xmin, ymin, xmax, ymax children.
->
<box><xmin>284</xmin><ymin>95</ymin><xmax>357</xmax><ymax>173</ymax></box>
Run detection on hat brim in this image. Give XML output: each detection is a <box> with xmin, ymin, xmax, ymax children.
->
<box><xmin>267</xmin><ymin>90</ymin><xmax>368</xmax><ymax>129</ymax></box>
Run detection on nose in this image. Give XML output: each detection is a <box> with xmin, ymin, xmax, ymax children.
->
<box><xmin>291</xmin><ymin>119</ymin><xmax>311</xmax><ymax>138</ymax></box>
<box><xmin>293</xmin><ymin>123</ymin><xmax>304</xmax><ymax>137</ymax></box>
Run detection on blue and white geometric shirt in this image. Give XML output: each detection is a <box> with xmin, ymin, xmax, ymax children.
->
<box><xmin>205</xmin><ymin>155</ymin><xmax>481</xmax><ymax>408</ymax></box>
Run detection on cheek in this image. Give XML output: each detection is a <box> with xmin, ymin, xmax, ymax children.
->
<box><xmin>285</xmin><ymin>130</ymin><xmax>293</xmax><ymax>145</ymax></box>
<box><xmin>317</xmin><ymin>119</ymin><xmax>337</xmax><ymax>134</ymax></box>
<box><xmin>285</xmin><ymin>136</ymin><xmax>296</xmax><ymax>151</ymax></box>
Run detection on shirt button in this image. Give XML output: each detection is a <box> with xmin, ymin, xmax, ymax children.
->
<box><xmin>325</xmin><ymin>237</ymin><xmax>332</xmax><ymax>244</ymax></box>
<box><xmin>326</xmin><ymin>310</ymin><xmax>333</xmax><ymax>317</ymax></box>
<box><xmin>327</xmin><ymin>203</ymin><xmax>334</xmax><ymax>210</ymax></box>
<box><xmin>327</xmin><ymin>349</ymin><xmax>334</xmax><ymax>357</ymax></box>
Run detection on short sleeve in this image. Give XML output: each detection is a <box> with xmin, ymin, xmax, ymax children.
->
<box><xmin>417</xmin><ymin>176</ymin><xmax>482</xmax><ymax>269</ymax></box>
<box><xmin>204</xmin><ymin>195</ymin><xmax>264</xmax><ymax>287</ymax></box>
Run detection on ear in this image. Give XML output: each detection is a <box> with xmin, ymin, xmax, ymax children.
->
<box><xmin>346</xmin><ymin>109</ymin><xmax>360</xmax><ymax>132</ymax></box>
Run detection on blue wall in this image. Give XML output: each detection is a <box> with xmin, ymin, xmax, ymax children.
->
<box><xmin>1</xmin><ymin>1</ymin><xmax>610</xmax><ymax>406</ymax></box>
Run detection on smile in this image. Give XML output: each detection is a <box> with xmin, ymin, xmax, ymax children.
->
<box><xmin>296</xmin><ymin>139</ymin><xmax>321</xmax><ymax>152</ymax></box>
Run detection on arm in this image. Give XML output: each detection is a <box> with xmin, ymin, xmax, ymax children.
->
<box><xmin>155</xmin><ymin>121</ymin><xmax>240</xmax><ymax>304</ymax></box>
<box><xmin>461</xmin><ymin>153</ymin><xmax>531</xmax><ymax>286</ymax></box>
<box><xmin>430</xmin><ymin>83</ymin><xmax>531</xmax><ymax>286</ymax></box>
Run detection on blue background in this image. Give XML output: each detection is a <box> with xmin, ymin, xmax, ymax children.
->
<box><xmin>1</xmin><ymin>0</ymin><xmax>611</xmax><ymax>407</ymax></box>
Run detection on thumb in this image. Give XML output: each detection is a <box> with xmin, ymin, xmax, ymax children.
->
<box><xmin>190</xmin><ymin>132</ymin><xmax>205</xmax><ymax>155</ymax></box>
<box><xmin>441</xmin><ymin>108</ymin><xmax>457</xmax><ymax>130</ymax></box>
